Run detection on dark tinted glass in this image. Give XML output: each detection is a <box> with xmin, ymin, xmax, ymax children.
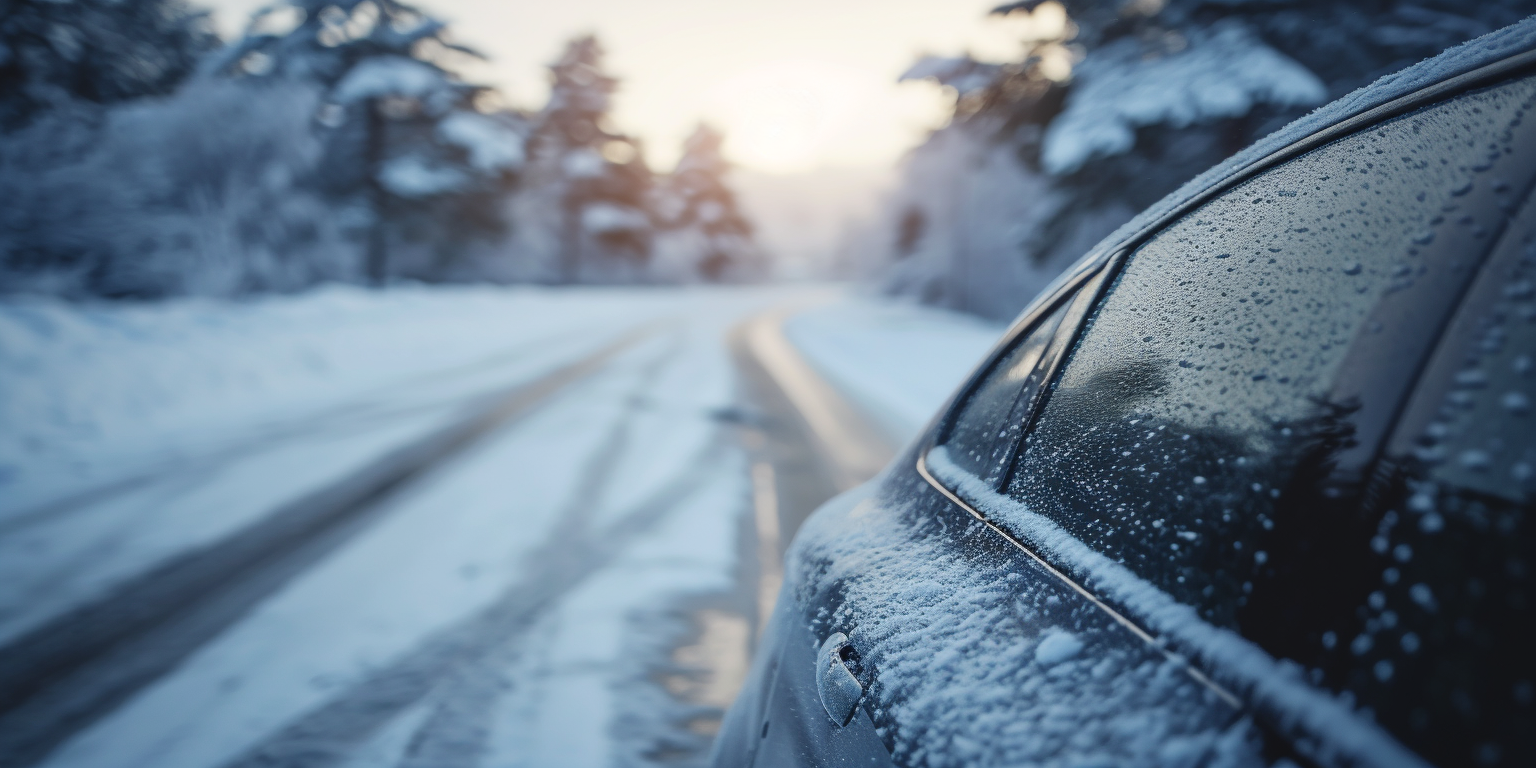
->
<box><xmin>1008</xmin><ymin>74</ymin><xmax>1536</xmax><ymax>625</ymax></box>
<box><xmin>1314</xmin><ymin>192</ymin><xmax>1536</xmax><ymax>768</ymax></box>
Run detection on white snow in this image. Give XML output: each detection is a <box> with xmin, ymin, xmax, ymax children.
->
<box><xmin>332</xmin><ymin>56</ymin><xmax>447</xmax><ymax>104</ymax></box>
<box><xmin>0</xmin><ymin>286</ymin><xmax>693</xmax><ymax>646</ymax></box>
<box><xmin>0</xmin><ymin>285</ymin><xmax>666</xmax><ymax>517</ymax></box>
<box><xmin>378</xmin><ymin>154</ymin><xmax>468</xmax><ymax>197</ymax></box>
<box><xmin>783</xmin><ymin>293</ymin><xmax>1006</xmax><ymax>444</ymax></box>
<box><xmin>790</xmin><ymin>482</ymin><xmax>1265</xmax><ymax>768</ymax></box>
<box><xmin>437</xmin><ymin>111</ymin><xmax>525</xmax><ymax>173</ymax></box>
<box><xmin>1042</xmin><ymin>22</ymin><xmax>1327</xmax><ymax>175</ymax></box>
<box><xmin>581</xmin><ymin>202</ymin><xmax>650</xmax><ymax>234</ymax></box>
<box><xmin>10</xmin><ymin>286</ymin><xmax>789</xmax><ymax>768</ymax></box>
<box><xmin>1033</xmin><ymin>629</ymin><xmax>1083</xmax><ymax>666</ymax></box>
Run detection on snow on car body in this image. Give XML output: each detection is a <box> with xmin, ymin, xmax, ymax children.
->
<box><xmin>716</xmin><ymin>18</ymin><xmax>1536</xmax><ymax>768</ymax></box>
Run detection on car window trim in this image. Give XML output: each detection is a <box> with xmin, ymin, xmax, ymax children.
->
<box><xmin>933</xmin><ymin>255</ymin><xmax>1110</xmax><ymax>452</ymax></box>
<box><xmin>913</xmin><ymin>450</ymin><xmax>1243</xmax><ymax>710</ymax></box>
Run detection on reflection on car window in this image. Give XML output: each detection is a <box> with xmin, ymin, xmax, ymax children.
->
<box><xmin>1004</xmin><ymin>75</ymin><xmax>1536</xmax><ymax>763</ymax></box>
<box><xmin>941</xmin><ymin>296</ymin><xmax>1072</xmax><ymax>482</ymax></box>
<box><xmin>1324</xmin><ymin>197</ymin><xmax>1536</xmax><ymax>768</ymax></box>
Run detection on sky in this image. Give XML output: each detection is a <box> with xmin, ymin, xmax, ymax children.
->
<box><xmin>202</xmin><ymin>0</ymin><xmax>1057</xmax><ymax>174</ymax></box>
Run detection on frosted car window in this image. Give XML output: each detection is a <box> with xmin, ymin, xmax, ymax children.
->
<box><xmin>1008</xmin><ymin>74</ymin><xmax>1536</xmax><ymax>632</ymax></box>
<box><xmin>1314</xmin><ymin>193</ymin><xmax>1536</xmax><ymax>768</ymax></box>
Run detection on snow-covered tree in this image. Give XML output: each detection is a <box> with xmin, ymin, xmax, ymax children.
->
<box><xmin>877</xmin><ymin>0</ymin><xmax>1536</xmax><ymax>319</ymax></box>
<box><xmin>0</xmin><ymin>79</ymin><xmax>358</xmax><ymax>297</ymax></box>
<box><xmin>652</xmin><ymin>125</ymin><xmax>762</xmax><ymax>282</ymax></box>
<box><xmin>512</xmin><ymin>35</ymin><xmax>654</xmax><ymax>283</ymax></box>
<box><xmin>211</xmin><ymin>0</ymin><xmax>529</xmax><ymax>284</ymax></box>
<box><xmin>0</xmin><ymin>0</ymin><xmax>532</xmax><ymax>297</ymax></box>
<box><xmin>0</xmin><ymin>0</ymin><xmax>218</xmax><ymax>132</ymax></box>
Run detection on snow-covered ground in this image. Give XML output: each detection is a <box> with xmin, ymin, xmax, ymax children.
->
<box><xmin>0</xmin><ymin>283</ymin><xmax>1003</xmax><ymax>768</ymax></box>
<box><xmin>783</xmin><ymin>294</ymin><xmax>1005</xmax><ymax>444</ymax></box>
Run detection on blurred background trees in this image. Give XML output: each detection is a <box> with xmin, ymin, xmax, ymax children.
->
<box><xmin>864</xmin><ymin>0</ymin><xmax>1536</xmax><ymax>320</ymax></box>
<box><xmin>4</xmin><ymin>0</ymin><xmax>1535</xmax><ymax>304</ymax></box>
<box><xmin>0</xmin><ymin>0</ymin><xmax>218</xmax><ymax>132</ymax></box>
<box><xmin>0</xmin><ymin>0</ymin><xmax>756</xmax><ymax>298</ymax></box>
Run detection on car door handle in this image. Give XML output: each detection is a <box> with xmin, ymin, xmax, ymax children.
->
<box><xmin>817</xmin><ymin>632</ymin><xmax>864</xmax><ymax>727</ymax></box>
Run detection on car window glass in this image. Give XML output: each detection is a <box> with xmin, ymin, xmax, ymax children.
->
<box><xmin>940</xmin><ymin>296</ymin><xmax>1072</xmax><ymax>481</ymax></box>
<box><xmin>1006</xmin><ymin>72</ymin><xmax>1536</xmax><ymax>638</ymax></box>
<box><xmin>1326</xmin><ymin>192</ymin><xmax>1536</xmax><ymax>768</ymax></box>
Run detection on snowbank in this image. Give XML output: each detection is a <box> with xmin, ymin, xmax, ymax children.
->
<box><xmin>783</xmin><ymin>294</ymin><xmax>1006</xmax><ymax>444</ymax></box>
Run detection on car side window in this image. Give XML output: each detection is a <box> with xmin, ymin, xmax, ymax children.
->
<box><xmin>1007</xmin><ymin>73</ymin><xmax>1536</xmax><ymax>633</ymax></box>
<box><xmin>1326</xmin><ymin>190</ymin><xmax>1536</xmax><ymax>768</ymax></box>
<box><xmin>939</xmin><ymin>273</ymin><xmax>1103</xmax><ymax>485</ymax></box>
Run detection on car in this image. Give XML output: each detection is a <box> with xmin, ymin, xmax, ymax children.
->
<box><xmin>713</xmin><ymin>19</ymin><xmax>1536</xmax><ymax>768</ymax></box>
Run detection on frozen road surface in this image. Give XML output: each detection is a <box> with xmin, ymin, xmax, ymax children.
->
<box><xmin>0</xmin><ymin>285</ymin><xmax>1001</xmax><ymax>768</ymax></box>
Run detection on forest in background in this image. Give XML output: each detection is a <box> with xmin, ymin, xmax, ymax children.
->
<box><xmin>10</xmin><ymin>0</ymin><xmax>1536</xmax><ymax>310</ymax></box>
<box><xmin>0</xmin><ymin>0</ymin><xmax>762</xmax><ymax>298</ymax></box>
<box><xmin>860</xmin><ymin>0</ymin><xmax>1536</xmax><ymax>320</ymax></box>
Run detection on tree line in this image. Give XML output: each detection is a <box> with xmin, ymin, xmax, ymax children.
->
<box><xmin>858</xmin><ymin>0</ymin><xmax>1536</xmax><ymax>320</ymax></box>
<box><xmin>0</xmin><ymin>0</ymin><xmax>762</xmax><ymax>298</ymax></box>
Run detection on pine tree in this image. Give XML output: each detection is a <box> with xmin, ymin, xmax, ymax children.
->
<box><xmin>211</xmin><ymin>0</ymin><xmax>528</xmax><ymax>284</ymax></box>
<box><xmin>0</xmin><ymin>0</ymin><xmax>219</xmax><ymax>132</ymax></box>
<box><xmin>518</xmin><ymin>35</ymin><xmax>654</xmax><ymax>283</ymax></box>
<box><xmin>882</xmin><ymin>0</ymin><xmax>1536</xmax><ymax>319</ymax></box>
<box><xmin>653</xmin><ymin>124</ymin><xmax>760</xmax><ymax>282</ymax></box>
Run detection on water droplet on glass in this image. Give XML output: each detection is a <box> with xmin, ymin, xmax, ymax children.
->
<box><xmin>1374</xmin><ymin>660</ymin><xmax>1395</xmax><ymax>682</ymax></box>
<box><xmin>1503</xmin><ymin>392</ymin><xmax>1531</xmax><ymax>413</ymax></box>
<box><xmin>1459</xmin><ymin>449</ymin><xmax>1492</xmax><ymax>470</ymax></box>
<box><xmin>1351</xmin><ymin>634</ymin><xmax>1374</xmax><ymax>655</ymax></box>
<box><xmin>1410</xmin><ymin>583</ymin><xmax>1437</xmax><ymax>612</ymax></box>
<box><xmin>1419</xmin><ymin>512</ymin><xmax>1444</xmax><ymax>534</ymax></box>
<box><xmin>1343</xmin><ymin>262</ymin><xmax>1363</xmax><ymax>275</ymax></box>
<box><xmin>1455</xmin><ymin>368</ymin><xmax>1489</xmax><ymax>388</ymax></box>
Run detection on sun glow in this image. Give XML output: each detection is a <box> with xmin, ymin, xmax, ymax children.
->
<box><xmin>704</xmin><ymin>60</ymin><xmax>881</xmax><ymax>175</ymax></box>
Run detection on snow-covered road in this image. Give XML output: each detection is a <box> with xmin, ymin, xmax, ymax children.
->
<box><xmin>0</xmin><ymin>285</ymin><xmax>1002</xmax><ymax>768</ymax></box>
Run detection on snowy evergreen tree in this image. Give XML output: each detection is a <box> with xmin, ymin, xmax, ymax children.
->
<box><xmin>0</xmin><ymin>0</ymin><xmax>531</xmax><ymax>297</ymax></box>
<box><xmin>652</xmin><ymin>124</ymin><xmax>761</xmax><ymax>282</ymax></box>
<box><xmin>877</xmin><ymin>0</ymin><xmax>1536</xmax><ymax>319</ymax></box>
<box><xmin>512</xmin><ymin>35</ymin><xmax>654</xmax><ymax>284</ymax></box>
<box><xmin>0</xmin><ymin>0</ymin><xmax>218</xmax><ymax>132</ymax></box>
<box><xmin>211</xmin><ymin>0</ymin><xmax>529</xmax><ymax>284</ymax></box>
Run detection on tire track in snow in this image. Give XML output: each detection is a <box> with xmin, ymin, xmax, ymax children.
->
<box><xmin>0</xmin><ymin>323</ymin><xmax>615</xmax><ymax>538</ymax></box>
<box><xmin>0</xmin><ymin>326</ymin><xmax>663</xmax><ymax>768</ymax></box>
<box><xmin>215</xmin><ymin>334</ymin><xmax>734</xmax><ymax>768</ymax></box>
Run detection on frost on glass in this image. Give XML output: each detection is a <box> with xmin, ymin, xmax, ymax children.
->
<box><xmin>1003</xmin><ymin>74</ymin><xmax>1536</xmax><ymax>765</ymax></box>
